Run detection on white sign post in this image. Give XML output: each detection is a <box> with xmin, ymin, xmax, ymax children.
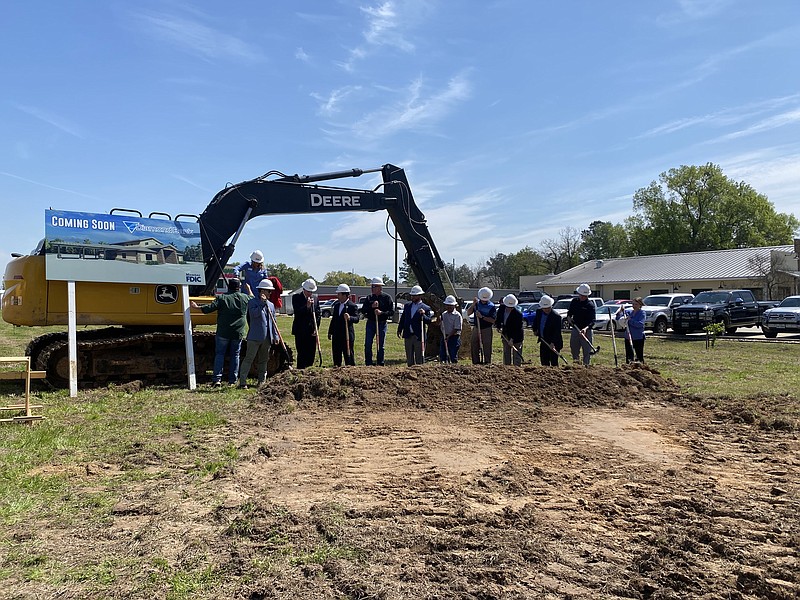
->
<box><xmin>67</xmin><ymin>281</ymin><xmax>78</xmax><ymax>398</ymax></box>
<box><xmin>182</xmin><ymin>285</ymin><xmax>197</xmax><ymax>390</ymax></box>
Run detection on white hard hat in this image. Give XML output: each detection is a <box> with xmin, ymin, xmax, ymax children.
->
<box><xmin>250</xmin><ymin>250</ymin><xmax>264</xmax><ymax>263</ymax></box>
<box><xmin>477</xmin><ymin>287</ymin><xmax>493</xmax><ymax>301</ymax></box>
<box><xmin>409</xmin><ymin>285</ymin><xmax>424</xmax><ymax>296</ymax></box>
<box><xmin>443</xmin><ymin>295</ymin><xmax>458</xmax><ymax>306</ymax></box>
<box><xmin>302</xmin><ymin>278</ymin><xmax>318</xmax><ymax>292</ymax></box>
<box><xmin>257</xmin><ymin>279</ymin><xmax>274</xmax><ymax>290</ymax></box>
<box><xmin>370</xmin><ymin>277</ymin><xmax>384</xmax><ymax>286</ymax></box>
<box><xmin>577</xmin><ymin>283</ymin><xmax>592</xmax><ymax>296</ymax></box>
<box><xmin>503</xmin><ymin>294</ymin><xmax>518</xmax><ymax>308</ymax></box>
<box><xmin>539</xmin><ymin>295</ymin><xmax>554</xmax><ymax>308</ymax></box>
<box><xmin>336</xmin><ymin>283</ymin><xmax>351</xmax><ymax>293</ymax></box>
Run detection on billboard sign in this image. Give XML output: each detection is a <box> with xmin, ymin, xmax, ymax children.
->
<box><xmin>44</xmin><ymin>209</ymin><xmax>205</xmax><ymax>285</ymax></box>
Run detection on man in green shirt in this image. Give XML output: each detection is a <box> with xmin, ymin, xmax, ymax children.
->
<box><xmin>191</xmin><ymin>278</ymin><xmax>250</xmax><ymax>386</ymax></box>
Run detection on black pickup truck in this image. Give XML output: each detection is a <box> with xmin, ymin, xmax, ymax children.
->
<box><xmin>672</xmin><ymin>289</ymin><xmax>779</xmax><ymax>335</ymax></box>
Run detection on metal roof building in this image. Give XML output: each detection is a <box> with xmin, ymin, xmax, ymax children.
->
<box><xmin>528</xmin><ymin>241</ymin><xmax>800</xmax><ymax>301</ymax></box>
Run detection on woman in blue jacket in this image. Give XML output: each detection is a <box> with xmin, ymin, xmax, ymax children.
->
<box><xmin>616</xmin><ymin>297</ymin><xmax>646</xmax><ymax>363</ymax></box>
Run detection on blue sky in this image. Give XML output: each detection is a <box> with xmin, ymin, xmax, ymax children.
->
<box><xmin>3</xmin><ymin>0</ymin><xmax>800</xmax><ymax>282</ymax></box>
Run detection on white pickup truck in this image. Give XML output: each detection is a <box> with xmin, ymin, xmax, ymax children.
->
<box><xmin>641</xmin><ymin>293</ymin><xmax>694</xmax><ymax>333</ymax></box>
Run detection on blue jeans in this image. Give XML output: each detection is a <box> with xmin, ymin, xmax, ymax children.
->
<box><xmin>439</xmin><ymin>335</ymin><xmax>460</xmax><ymax>363</ymax></box>
<box><xmin>364</xmin><ymin>320</ymin><xmax>388</xmax><ymax>365</ymax></box>
<box><xmin>213</xmin><ymin>335</ymin><xmax>242</xmax><ymax>383</ymax></box>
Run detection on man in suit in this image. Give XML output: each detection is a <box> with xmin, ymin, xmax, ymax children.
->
<box><xmin>532</xmin><ymin>295</ymin><xmax>564</xmax><ymax>366</ymax></box>
<box><xmin>496</xmin><ymin>294</ymin><xmax>525</xmax><ymax>366</ymax></box>
<box><xmin>328</xmin><ymin>283</ymin><xmax>360</xmax><ymax>366</ymax></box>
<box><xmin>292</xmin><ymin>278</ymin><xmax>321</xmax><ymax>369</ymax></box>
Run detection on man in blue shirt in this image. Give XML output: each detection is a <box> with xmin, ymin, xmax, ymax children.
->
<box><xmin>467</xmin><ymin>287</ymin><xmax>496</xmax><ymax>364</ymax></box>
<box><xmin>532</xmin><ymin>295</ymin><xmax>564</xmax><ymax>366</ymax></box>
<box><xmin>235</xmin><ymin>250</ymin><xmax>269</xmax><ymax>296</ymax></box>
<box><xmin>238</xmin><ymin>279</ymin><xmax>279</xmax><ymax>388</ymax></box>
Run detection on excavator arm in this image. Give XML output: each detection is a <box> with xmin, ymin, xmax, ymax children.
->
<box><xmin>193</xmin><ymin>164</ymin><xmax>456</xmax><ymax>300</ymax></box>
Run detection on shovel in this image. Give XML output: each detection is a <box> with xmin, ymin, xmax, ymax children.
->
<box><xmin>572</xmin><ymin>324</ymin><xmax>600</xmax><ymax>355</ymax></box>
<box><xmin>311</xmin><ymin>295</ymin><xmax>323</xmax><ymax>367</ymax></box>
<box><xmin>499</xmin><ymin>331</ymin><xmax>525</xmax><ymax>364</ymax></box>
<box><xmin>266</xmin><ymin>305</ymin><xmax>293</xmax><ymax>371</ymax></box>
<box><xmin>540</xmin><ymin>337</ymin><xmax>569</xmax><ymax>366</ymax></box>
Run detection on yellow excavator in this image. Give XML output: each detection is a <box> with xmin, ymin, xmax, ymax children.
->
<box><xmin>2</xmin><ymin>164</ymin><xmax>457</xmax><ymax>387</ymax></box>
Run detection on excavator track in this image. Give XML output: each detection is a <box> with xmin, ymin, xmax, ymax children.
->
<box><xmin>30</xmin><ymin>328</ymin><xmax>217</xmax><ymax>388</ymax></box>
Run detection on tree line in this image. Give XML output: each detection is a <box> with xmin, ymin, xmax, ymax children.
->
<box><xmin>231</xmin><ymin>163</ymin><xmax>799</xmax><ymax>291</ymax></box>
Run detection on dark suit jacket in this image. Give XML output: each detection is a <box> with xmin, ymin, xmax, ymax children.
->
<box><xmin>291</xmin><ymin>292</ymin><xmax>320</xmax><ymax>336</ymax></box>
<box><xmin>532</xmin><ymin>309</ymin><xmax>563</xmax><ymax>350</ymax></box>
<box><xmin>495</xmin><ymin>305</ymin><xmax>525</xmax><ymax>344</ymax></box>
<box><xmin>328</xmin><ymin>300</ymin><xmax>360</xmax><ymax>342</ymax></box>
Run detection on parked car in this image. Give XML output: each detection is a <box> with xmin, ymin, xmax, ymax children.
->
<box><xmin>761</xmin><ymin>295</ymin><xmax>800</xmax><ymax>338</ymax></box>
<box><xmin>593</xmin><ymin>303</ymin><xmax>631</xmax><ymax>331</ymax></box>
<box><xmin>640</xmin><ymin>293</ymin><xmax>694</xmax><ymax>333</ymax></box>
<box><xmin>553</xmin><ymin>297</ymin><xmax>605</xmax><ymax>329</ymax></box>
<box><xmin>319</xmin><ymin>299</ymin><xmax>337</xmax><ymax>318</ymax></box>
<box><xmin>603</xmin><ymin>299</ymin><xmax>630</xmax><ymax>306</ymax></box>
<box><xmin>518</xmin><ymin>290</ymin><xmax>544</xmax><ymax>303</ymax></box>
<box><xmin>672</xmin><ymin>289</ymin><xmax>778</xmax><ymax>335</ymax></box>
<box><xmin>519</xmin><ymin>302</ymin><xmax>540</xmax><ymax>328</ymax></box>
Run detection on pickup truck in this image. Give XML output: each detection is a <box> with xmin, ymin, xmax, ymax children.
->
<box><xmin>761</xmin><ymin>295</ymin><xmax>800</xmax><ymax>338</ymax></box>
<box><xmin>672</xmin><ymin>289</ymin><xmax>779</xmax><ymax>335</ymax></box>
<box><xmin>641</xmin><ymin>293</ymin><xmax>695</xmax><ymax>333</ymax></box>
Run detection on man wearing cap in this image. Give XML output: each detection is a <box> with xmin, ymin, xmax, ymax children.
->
<box><xmin>567</xmin><ymin>283</ymin><xmax>597</xmax><ymax>366</ymax></box>
<box><xmin>396</xmin><ymin>285</ymin><xmax>432</xmax><ymax>366</ymax></box>
<box><xmin>439</xmin><ymin>295</ymin><xmax>463</xmax><ymax>363</ymax></box>
<box><xmin>532</xmin><ymin>295</ymin><xmax>564</xmax><ymax>366</ymax></box>
<box><xmin>327</xmin><ymin>283</ymin><xmax>360</xmax><ymax>367</ymax></box>
<box><xmin>359</xmin><ymin>277</ymin><xmax>395</xmax><ymax>366</ymax></box>
<box><xmin>466</xmin><ymin>287</ymin><xmax>496</xmax><ymax>364</ymax></box>
<box><xmin>235</xmin><ymin>250</ymin><xmax>269</xmax><ymax>296</ymax></box>
<box><xmin>292</xmin><ymin>278</ymin><xmax>321</xmax><ymax>369</ymax></box>
<box><xmin>191</xmin><ymin>278</ymin><xmax>250</xmax><ymax>386</ymax></box>
<box><xmin>496</xmin><ymin>294</ymin><xmax>525</xmax><ymax>366</ymax></box>
<box><xmin>238</xmin><ymin>279</ymin><xmax>279</xmax><ymax>388</ymax></box>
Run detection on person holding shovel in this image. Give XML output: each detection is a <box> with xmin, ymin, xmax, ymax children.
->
<box><xmin>291</xmin><ymin>278</ymin><xmax>321</xmax><ymax>369</ymax></box>
<box><xmin>567</xmin><ymin>283</ymin><xmax>597</xmax><ymax>366</ymax></box>
<box><xmin>616</xmin><ymin>297</ymin><xmax>646</xmax><ymax>363</ymax></box>
<box><xmin>467</xmin><ymin>287</ymin><xmax>496</xmax><ymax>364</ymax></box>
<box><xmin>396</xmin><ymin>285</ymin><xmax>432</xmax><ymax>366</ymax></box>
<box><xmin>359</xmin><ymin>277</ymin><xmax>394</xmax><ymax>366</ymax></box>
<box><xmin>237</xmin><ymin>279</ymin><xmax>279</xmax><ymax>388</ymax></box>
<box><xmin>438</xmin><ymin>295</ymin><xmax>462</xmax><ymax>363</ymax></box>
<box><xmin>496</xmin><ymin>294</ymin><xmax>525</xmax><ymax>366</ymax></box>
<box><xmin>532</xmin><ymin>295</ymin><xmax>564</xmax><ymax>366</ymax></box>
<box><xmin>328</xmin><ymin>283</ymin><xmax>360</xmax><ymax>367</ymax></box>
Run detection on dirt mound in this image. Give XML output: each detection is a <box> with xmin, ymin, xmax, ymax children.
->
<box><xmin>259</xmin><ymin>363</ymin><xmax>677</xmax><ymax>412</ymax></box>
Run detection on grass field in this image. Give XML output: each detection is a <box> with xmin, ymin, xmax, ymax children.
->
<box><xmin>0</xmin><ymin>315</ymin><xmax>797</xmax><ymax>598</ymax></box>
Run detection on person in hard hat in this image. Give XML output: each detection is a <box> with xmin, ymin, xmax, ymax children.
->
<box><xmin>396</xmin><ymin>285</ymin><xmax>432</xmax><ymax>366</ymax></box>
<box><xmin>234</xmin><ymin>250</ymin><xmax>269</xmax><ymax>296</ymax></box>
<box><xmin>359</xmin><ymin>277</ymin><xmax>395</xmax><ymax>366</ymax></box>
<box><xmin>496</xmin><ymin>294</ymin><xmax>525</xmax><ymax>366</ymax></box>
<box><xmin>439</xmin><ymin>295</ymin><xmax>462</xmax><ymax>363</ymax></box>
<box><xmin>327</xmin><ymin>283</ymin><xmax>360</xmax><ymax>367</ymax></box>
<box><xmin>191</xmin><ymin>278</ymin><xmax>250</xmax><ymax>386</ymax></box>
<box><xmin>291</xmin><ymin>278</ymin><xmax>321</xmax><ymax>369</ymax></box>
<box><xmin>567</xmin><ymin>283</ymin><xmax>596</xmax><ymax>366</ymax></box>
<box><xmin>466</xmin><ymin>287</ymin><xmax>496</xmax><ymax>364</ymax></box>
<box><xmin>532</xmin><ymin>295</ymin><xmax>564</xmax><ymax>366</ymax></box>
<box><xmin>616</xmin><ymin>297</ymin><xmax>646</xmax><ymax>363</ymax></box>
<box><xmin>237</xmin><ymin>279</ymin><xmax>279</xmax><ymax>388</ymax></box>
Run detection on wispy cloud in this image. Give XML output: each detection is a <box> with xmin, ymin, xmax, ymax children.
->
<box><xmin>657</xmin><ymin>0</ymin><xmax>734</xmax><ymax>26</ymax></box>
<box><xmin>638</xmin><ymin>94</ymin><xmax>800</xmax><ymax>138</ymax></box>
<box><xmin>1</xmin><ymin>171</ymin><xmax>100</xmax><ymax>201</ymax></box>
<box><xmin>295</xmin><ymin>47</ymin><xmax>310</xmax><ymax>63</ymax></box>
<box><xmin>340</xmin><ymin>0</ymin><xmax>426</xmax><ymax>71</ymax></box>
<box><xmin>132</xmin><ymin>10</ymin><xmax>263</xmax><ymax>62</ymax></box>
<box><xmin>312</xmin><ymin>86</ymin><xmax>363</xmax><ymax>117</ymax></box>
<box><xmin>346</xmin><ymin>72</ymin><xmax>472</xmax><ymax>142</ymax></box>
<box><xmin>716</xmin><ymin>108</ymin><xmax>800</xmax><ymax>141</ymax></box>
<box><xmin>14</xmin><ymin>105</ymin><xmax>85</xmax><ymax>138</ymax></box>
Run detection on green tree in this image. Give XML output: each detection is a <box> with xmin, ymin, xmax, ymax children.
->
<box><xmin>266</xmin><ymin>263</ymin><xmax>311</xmax><ymax>291</ymax></box>
<box><xmin>399</xmin><ymin>257</ymin><xmax>418</xmax><ymax>286</ymax></box>
<box><xmin>626</xmin><ymin>163</ymin><xmax>799</xmax><ymax>255</ymax></box>
<box><xmin>580</xmin><ymin>221</ymin><xmax>630</xmax><ymax>260</ymax></box>
<box><xmin>453</xmin><ymin>263</ymin><xmax>478</xmax><ymax>287</ymax></box>
<box><xmin>321</xmin><ymin>271</ymin><xmax>369</xmax><ymax>286</ymax></box>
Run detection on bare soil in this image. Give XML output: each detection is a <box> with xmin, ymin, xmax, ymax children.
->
<box><xmin>7</xmin><ymin>364</ymin><xmax>799</xmax><ymax>599</ymax></box>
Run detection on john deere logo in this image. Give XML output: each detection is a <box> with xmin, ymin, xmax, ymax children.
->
<box><xmin>155</xmin><ymin>285</ymin><xmax>178</xmax><ymax>304</ymax></box>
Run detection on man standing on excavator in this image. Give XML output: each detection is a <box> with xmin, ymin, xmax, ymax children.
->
<box><xmin>235</xmin><ymin>250</ymin><xmax>269</xmax><ymax>296</ymax></box>
<box><xmin>360</xmin><ymin>277</ymin><xmax>394</xmax><ymax>366</ymax></box>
